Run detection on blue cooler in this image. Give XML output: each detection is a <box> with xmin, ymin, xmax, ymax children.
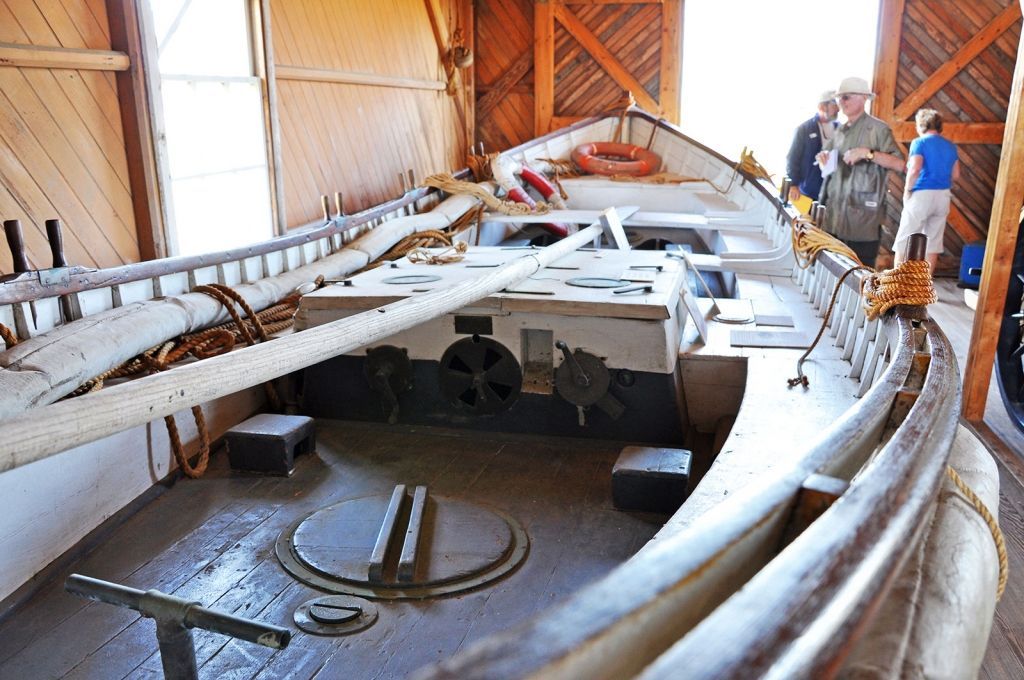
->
<box><xmin>959</xmin><ymin>240</ymin><xmax>985</xmax><ymax>289</ymax></box>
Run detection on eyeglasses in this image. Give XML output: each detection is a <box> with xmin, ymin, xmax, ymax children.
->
<box><xmin>838</xmin><ymin>94</ymin><xmax>859</xmax><ymax>102</ymax></box>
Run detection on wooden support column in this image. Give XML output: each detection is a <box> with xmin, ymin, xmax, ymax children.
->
<box><xmin>658</xmin><ymin>0</ymin><xmax>682</xmax><ymax>124</ymax></box>
<box><xmin>535</xmin><ymin>1</ymin><xmax>555</xmax><ymax>136</ymax></box>
<box><xmin>105</xmin><ymin>0</ymin><xmax>165</xmax><ymax>260</ymax></box>
<box><xmin>424</xmin><ymin>0</ymin><xmax>469</xmax><ymax>148</ymax></box>
<box><xmin>253</xmin><ymin>0</ymin><xmax>286</xmax><ymax>236</ymax></box>
<box><xmin>460</xmin><ymin>0</ymin><xmax>475</xmax><ymax>151</ymax></box>
<box><xmin>871</xmin><ymin>0</ymin><xmax>904</xmax><ymax>123</ymax></box>
<box><xmin>962</xmin><ymin>2</ymin><xmax>1024</xmax><ymax>423</ymax></box>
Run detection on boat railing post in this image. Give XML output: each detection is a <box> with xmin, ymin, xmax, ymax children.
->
<box><xmin>906</xmin><ymin>233</ymin><xmax>927</xmax><ymax>262</ymax></box>
<box><xmin>779</xmin><ymin>176</ymin><xmax>791</xmax><ymax>205</ymax></box>
<box><xmin>65</xmin><ymin>574</ymin><xmax>290</xmax><ymax>680</ymax></box>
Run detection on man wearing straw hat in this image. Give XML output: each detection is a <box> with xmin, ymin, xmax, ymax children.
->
<box><xmin>816</xmin><ymin>76</ymin><xmax>903</xmax><ymax>268</ymax></box>
<box><xmin>786</xmin><ymin>89</ymin><xmax>839</xmax><ymax>213</ymax></box>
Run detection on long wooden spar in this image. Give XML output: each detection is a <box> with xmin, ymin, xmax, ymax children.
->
<box><xmin>0</xmin><ymin>221</ymin><xmax>611</xmax><ymax>474</ymax></box>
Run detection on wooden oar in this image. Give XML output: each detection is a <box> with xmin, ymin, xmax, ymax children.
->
<box><xmin>0</xmin><ymin>210</ymin><xmax>633</xmax><ymax>473</ymax></box>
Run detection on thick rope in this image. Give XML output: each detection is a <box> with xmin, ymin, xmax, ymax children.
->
<box><xmin>195</xmin><ymin>284</ymin><xmax>282</xmax><ymax>411</ymax></box>
<box><xmin>63</xmin><ymin>285</ymin><xmax>302</xmax><ymax>477</ymax></box>
<box><xmin>423</xmin><ymin>173</ymin><xmax>551</xmax><ymax>215</ymax></box>
<box><xmin>407</xmin><ymin>241</ymin><xmax>468</xmax><ymax>265</ymax></box>
<box><xmin>791</xmin><ymin>218</ymin><xmax>864</xmax><ymax>269</ymax></box>
<box><xmin>863</xmin><ymin>260</ymin><xmax>937</xmax><ymax>321</ymax></box>
<box><xmin>945</xmin><ymin>465</ymin><xmax>1008</xmax><ymax>601</ymax></box>
<box><xmin>0</xmin><ymin>322</ymin><xmax>16</xmax><ymax>349</ymax></box>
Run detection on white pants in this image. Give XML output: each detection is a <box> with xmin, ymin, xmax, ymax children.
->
<box><xmin>894</xmin><ymin>189</ymin><xmax>951</xmax><ymax>255</ymax></box>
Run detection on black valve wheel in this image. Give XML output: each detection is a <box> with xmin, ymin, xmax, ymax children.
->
<box><xmin>438</xmin><ymin>335</ymin><xmax>522</xmax><ymax>415</ymax></box>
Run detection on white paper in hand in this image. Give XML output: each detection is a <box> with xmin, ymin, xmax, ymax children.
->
<box><xmin>819</xmin><ymin>149</ymin><xmax>838</xmax><ymax>178</ymax></box>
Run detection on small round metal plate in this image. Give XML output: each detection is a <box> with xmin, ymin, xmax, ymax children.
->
<box><xmin>294</xmin><ymin>595</ymin><xmax>378</xmax><ymax>636</ymax></box>
<box><xmin>713</xmin><ymin>312</ymin><xmax>753</xmax><ymax>324</ymax></box>
<box><xmin>565</xmin><ymin>277</ymin><xmax>630</xmax><ymax>289</ymax></box>
<box><xmin>381</xmin><ymin>274</ymin><xmax>442</xmax><ymax>285</ymax></box>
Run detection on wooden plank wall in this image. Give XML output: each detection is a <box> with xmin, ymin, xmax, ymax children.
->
<box><xmin>269</xmin><ymin>0</ymin><xmax>470</xmax><ymax>228</ymax></box>
<box><xmin>475</xmin><ymin>0</ymin><xmax>681</xmax><ymax>153</ymax></box>
<box><xmin>0</xmin><ymin>0</ymin><xmax>139</xmax><ymax>274</ymax></box>
<box><xmin>875</xmin><ymin>0</ymin><xmax>1021</xmax><ymax>262</ymax></box>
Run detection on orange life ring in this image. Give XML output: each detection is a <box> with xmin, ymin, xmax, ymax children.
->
<box><xmin>571</xmin><ymin>142</ymin><xmax>661</xmax><ymax>177</ymax></box>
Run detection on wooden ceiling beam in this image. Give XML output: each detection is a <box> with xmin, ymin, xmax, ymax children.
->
<box><xmin>552</xmin><ymin>2</ymin><xmax>660</xmax><ymax>113</ymax></box>
<box><xmin>893</xmin><ymin>3</ymin><xmax>1021</xmax><ymax>121</ymax></box>
<box><xmin>892</xmin><ymin>121</ymin><xmax>1005</xmax><ymax>144</ymax></box>
<box><xmin>0</xmin><ymin>42</ymin><xmax>129</xmax><ymax>71</ymax></box>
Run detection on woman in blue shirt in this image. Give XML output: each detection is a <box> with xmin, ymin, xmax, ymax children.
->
<box><xmin>893</xmin><ymin>109</ymin><xmax>960</xmax><ymax>272</ymax></box>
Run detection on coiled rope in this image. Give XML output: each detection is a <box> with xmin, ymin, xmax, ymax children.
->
<box><xmin>423</xmin><ymin>173</ymin><xmax>551</xmax><ymax>216</ymax></box>
<box><xmin>66</xmin><ymin>284</ymin><xmax>301</xmax><ymax>478</ymax></box>
<box><xmin>862</xmin><ymin>260</ymin><xmax>937</xmax><ymax>321</ymax></box>
<box><xmin>791</xmin><ymin>217</ymin><xmax>863</xmax><ymax>269</ymax></box>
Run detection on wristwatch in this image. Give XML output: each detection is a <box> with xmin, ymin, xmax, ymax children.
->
<box><xmin>866</xmin><ymin>149</ymin><xmax>875</xmax><ymax>161</ymax></box>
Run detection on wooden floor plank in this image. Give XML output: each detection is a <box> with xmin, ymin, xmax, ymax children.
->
<box><xmin>1</xmin><ymin>420</ymin><xmax>658</xmax><ymax>679</ymax></box>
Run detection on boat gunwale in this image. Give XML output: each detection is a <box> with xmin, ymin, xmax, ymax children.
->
<box><xmin>0</xmin><ymin>173</ymin><xmax>469</xmax><ymax>306</ymax></box>
<box><xmin>420</xmin><ymin>307</ymin><xmax>950</xmax><ymax>680</ymax></box>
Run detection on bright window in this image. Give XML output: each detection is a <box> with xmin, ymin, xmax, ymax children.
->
<box><xmin>146</xmin><ymin>0</ymin><xmax>275</xmax><ymax>256</ymax></box>
<box><xmin>681</xmin><ymin>0</ymin><xmax>881</xmax><ymax>178</ymax></box>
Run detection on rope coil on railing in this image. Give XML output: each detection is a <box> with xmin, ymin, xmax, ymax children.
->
<box><xmin>791</xmin><ymin>217</ymin><xmax>863</xmax><ymax>269</ymax></box>
<box><xmin>862</xmin><ymin>260</ymin><xmax>937</xmax><ymax>321</ymax></box>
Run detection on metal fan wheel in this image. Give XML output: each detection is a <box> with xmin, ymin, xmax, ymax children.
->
<box><xmin>996</xmin><ymin>216</ymin><xmax>1024</xmax><ymax>433</ymax></box>
<box><xmin>439</xmin><ymin>335</ymin><xmax>522</xmax><ymax>414</ymax></box>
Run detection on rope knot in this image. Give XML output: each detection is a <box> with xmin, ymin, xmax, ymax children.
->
<box><xmin>862</xmin><ymin>260</ymin><xmax>937</xmax><ymax>321</ymax></box>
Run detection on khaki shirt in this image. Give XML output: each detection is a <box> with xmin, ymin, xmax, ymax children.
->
<box><xmin>819</xmin><ymin>113</ymin><xmax>900</xmax><ymax>242</ymax></box>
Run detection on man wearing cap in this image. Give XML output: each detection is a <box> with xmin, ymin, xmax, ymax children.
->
<box><xmin>785</xmin><ymin>90</ymin><xmax>839</xmax><ymax>210</ymax></box>
<box><xmin>816</xmin><ymin>76</ymin><xmax>903</xmax><ymax>268</ymax></box>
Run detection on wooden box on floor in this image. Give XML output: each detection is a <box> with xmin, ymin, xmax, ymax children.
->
<box><xmin>612</xmin><ymin>446</ymin><xmax>692</xmax><ymax>514</ymax></box>
<box><xmin>224</xmin><ymin>414</ymin><xmax>316</xmax><ymax>475</ymax></box>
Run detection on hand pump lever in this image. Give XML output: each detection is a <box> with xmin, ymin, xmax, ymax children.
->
<box><xmin>555</xmin><ymin>340</ymin><xmax>590</xmax><ymax>387</ymax></box>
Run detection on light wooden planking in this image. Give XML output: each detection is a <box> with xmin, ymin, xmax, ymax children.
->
<box><xmin>893</xmin><ymin>2</ymin><xmax>1021</xmax><ymax>121</ymax></box>
<box><xmin>0</xmin><ymin>0</ymin><xmax>139</xmax><ymax>273</ymax></box>
<box><xmin>873</xmin><ymin>0</ymin><xmax>1022</xmax><ymax>260</ymax></box>
<box><xmin>269</xmin><ymin>0</ymin><xmax>467</xmax><ymax>228</ymax></box>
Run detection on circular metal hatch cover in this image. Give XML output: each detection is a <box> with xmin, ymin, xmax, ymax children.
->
<box><xmin>565</xmin><ymin>276</ymin><xmax>630</xmax><ymax>288</ymax></box>
<box><xmin>276</xmin><ymin>488</ymin><xmax>528</xmax><ymax>600</ymax></box>
<box><xmin>381</xmin><ymin>274</ymin><xmax>442</xmax><ymax>285</ymax></box>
